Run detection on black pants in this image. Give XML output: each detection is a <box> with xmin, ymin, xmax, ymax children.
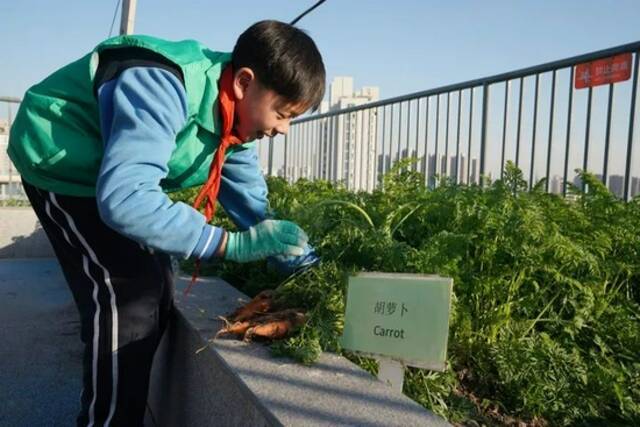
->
<box><xmin>23</xmin><ymin>180</ymin><xmax>175</xmax><ymax>426</ymax></box>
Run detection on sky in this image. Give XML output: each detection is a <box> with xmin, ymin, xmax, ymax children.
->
<box><xmin>1</xmin><ymin>0</ymin><xmax>639</xmax><ymax>190</ymax></box>
<box><xmin>1</xmin><ymin>0</ymin><xmax>639</xmax><ymax>99</ymax></box>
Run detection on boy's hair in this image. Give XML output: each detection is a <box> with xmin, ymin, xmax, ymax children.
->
<box><xmin>232</xmin><ymin>20</ymin><xmax>326</xmax><ymax>112</ymax></box>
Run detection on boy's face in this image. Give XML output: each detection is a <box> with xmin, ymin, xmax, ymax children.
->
<box><xmin>232</xmin><ymin>67</ymin><xmax>307</xmax><ymax>142</ymax></box>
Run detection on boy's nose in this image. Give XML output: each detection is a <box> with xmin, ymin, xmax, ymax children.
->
<box><xmin>275</xmin><ymin>120</ymin><xmax>290</xmax><ymax>135</ymax></box>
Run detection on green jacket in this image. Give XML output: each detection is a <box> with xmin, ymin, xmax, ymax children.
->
<box><xmin>8</xmin><ymin>34</ymin><xmax>253</xmax><ymax>196</ymax></box>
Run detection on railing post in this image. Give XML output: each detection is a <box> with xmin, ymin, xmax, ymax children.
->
<box><xmin>420</xmin><ymin>99</ymin><xmax>428</xmax><ymax>183</ymax></box>
<box><xmin>267</xmin><ymin>137</ymin><xmax>274</xmax><ymax>177</ymax></box>
<box><xmin>563</xmin><ymin>66</ymin><xmax>575</xmax><ymax>197</ymax></box>
<box><xmin>396</xmin><ymin>102</ymin><xmax>403</xmax><ymax>162</ymax></box>
<box><xmin>455</xmin><ymin>91</ymin><xmax>462</xmax><ymax>184</ymax></box>
<box><xmin>583</xmin><ymin>86</ymin><xmax>593</xmax><ymax>192</ymax></box>
<box><xmin>389</xmin><ymin>105</ymin><xmax>394</xmax><ymax>172</ymax></box>
<box><xmin>500</xmin><ymin>81</ymin><xmax>509</xmax><ymax>180</ymax></box>
<box><xmin>467</xmin><ymin>89</ymin><xmax>473</xmax><ymax>184</ymax></box>
<box><xmin>283</xmin><ymin>133</ymin><xmax>288</xmax><ymax>182</ymax></box>
<box><xmin>433</xmin><ymin>95</ymin><xmax>439</xmax><ymax>185</ymax></box>
<box><xmin>479</xmin><ymin>83</ymin><xmax>489</xmax><ymax>186</ymax></box>
<box><xmin>545</xmin><ymin>71</ymin><xmax>556</xmax><ymax>193</ymax></box>
<box><xmin>603</xmin><ymin>83</ymin><xmax>614</xmax><ymax>187</ymax></box>
<box><xmin>444</xmin><ymin>93</ymin><xmax>450</xmax><ymax>177</ymax></box>
<box><xmin>318</xmin><ymin>119</ymin><xmax>323</xmax><ymax>180</ymax></box>
<box><xmin>515</xmin><ymin>77</ymin><xmax>524</xmax><ymax>169</ymax></box>
<box><xmin>624</xmin><ymin>51</ymin><xmax>639</xmax><ymax>201</ymax></box>
<box><xmin>358</xmin><ymin>110</ymin><xmax>365</xmax><ymax>190</ymax></box>
<box><xmin>529</xmin><ymin>74</ymin><xmax>540</xmax><ymax>189</ymax></box>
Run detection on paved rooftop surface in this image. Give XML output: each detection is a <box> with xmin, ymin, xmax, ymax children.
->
<box><xmin>0</xmin><ymin>258</ymin><xmax>82</xmax><ymax>426</ymax></box>
<box><xmin>0</xmin><ymin>258</ymin><xmax>450</xmax><ymax>426</ymax></box>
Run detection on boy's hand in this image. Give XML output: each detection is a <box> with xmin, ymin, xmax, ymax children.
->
<box><xmin>223</xmin><ymin>220</ymin><xmax>308</xmax><ymax>263</ymax></box>
<box><xmin>267</xmin><ymin>243</ymin><xmax>320</xmax><ymax>276</ymax></box>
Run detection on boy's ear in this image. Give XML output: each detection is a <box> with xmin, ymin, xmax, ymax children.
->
<box><xmin>233</xmin><ymin>67</ymin><xmax>255</xmax><ymax>101</ymax></box>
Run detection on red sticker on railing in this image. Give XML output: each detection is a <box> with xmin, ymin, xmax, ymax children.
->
<box><xmin>575</xmin><ymin>53</ymin><xmax>633</xmax><ymax>89</ymax></box>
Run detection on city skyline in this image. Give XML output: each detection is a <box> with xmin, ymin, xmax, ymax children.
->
<box><xmin>264</xmin><ymin>63</ymin><xmax>640</xmax><ymax>200</ymax></box>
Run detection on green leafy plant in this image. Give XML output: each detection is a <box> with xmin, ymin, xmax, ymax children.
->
<box><xmin>172</xmin><ymin>161</ymin><xmax>640</xmax><ymax>426</ymax></box>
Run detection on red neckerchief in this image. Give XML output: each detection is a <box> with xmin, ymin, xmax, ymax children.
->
<box><xmin>185</xmin><ymin>65</ymin><xmax>242</xmax><ymax>295</ymax></box>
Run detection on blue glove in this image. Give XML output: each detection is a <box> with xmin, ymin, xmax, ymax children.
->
<box><xmin>267</xmin><ymin>243</ymin><xmax>320</xmax><ymax>276</ymax></box>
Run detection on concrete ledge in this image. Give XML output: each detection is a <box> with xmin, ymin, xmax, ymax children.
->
<box><xmin>147</xmin><ymin>275</ymin><xmax>449</xmax><ymax>426</ymax></box>
<box><xmin>0</xmin><ymin>208</ymin><xmax>54</xmax><ymax>258</ymax></box>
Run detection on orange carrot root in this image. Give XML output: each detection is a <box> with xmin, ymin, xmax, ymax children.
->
<box><xmin>244</xmin><ymin>321</ymin><xmax>291</xmax><ymax>341</ymax></box>
<box><xmin>228</xmin><ymin>290</ymin><xmax>275</xmax><ymax>322</ymax></box>
<box><xmin>215</xmin><ymin>319</ymin><xmax>252</xmax><ymax>339</ymax></box>
<box><xmin>219</xmin><ymin>289</ymin><xmax>307</xmax><ymax>342</ymax></box>
<box><xmin>242</xmin><ymin>310</ymin><xmax>307</xmax><ymax>342</ymax></box>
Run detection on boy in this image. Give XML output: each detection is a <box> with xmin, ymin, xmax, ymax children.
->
<box><xmin>7</xmin><ymin>20</ymin><xmax>325</xmax><ymax>425</ymax></box>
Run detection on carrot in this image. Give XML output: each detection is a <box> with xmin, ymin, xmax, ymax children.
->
<box><xmin>215</xmin><ymin>317</ymin><xmax>252</xmax><ymax>339</ymax></box>
<box><xmin>244</xmin><ymin>320</ymin><xmax>290</xmax><ymax>341</ymax></box>
<box><xmin>250</xmin><ymin>308</ymin><xmax>305</xmax><ymax>324</ymax></box>
<box><xmin>228</xmin><ymin>290</ymin><xmax>275</xmax><ymax>322</ymax></box>
<box><xmin>243</xmin><ymin>310</ymin><xmax>306</xmax><ymax>341</ymax></box>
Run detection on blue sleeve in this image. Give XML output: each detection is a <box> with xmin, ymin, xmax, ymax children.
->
<box><xmin>96</xmin><ymin>66</ymin><xmax>224</xmax><ymax>260</ymax></box>
<box><xmin>218</xmin><ymin>143</ymin><xmax>322</xmax><ymax>275</ymax></box>
<box><xmin>218</xmin><ymin>145</ymin><xmax>270</xmax><ymax>231</ymax></box>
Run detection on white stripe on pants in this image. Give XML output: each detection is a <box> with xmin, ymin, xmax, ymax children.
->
<box><xmin>49</xmin><ymin>193</ymin><xmax>120</xmax><ymax>427</ymax></box>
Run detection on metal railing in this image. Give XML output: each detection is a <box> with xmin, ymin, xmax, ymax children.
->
<box><xmin>259</xmin><ymin>41</ymin><xmax>640</xmax><ymax>201</ymax></box>
<box><xmin>0</xmin><ymin>96</ymin><xmax>25</xmax><ymax>201</ymax></box>
<box><xmin>3</xmin><ymin>41</ymin><xmax>640</xmax><ymax>202</ymax></box>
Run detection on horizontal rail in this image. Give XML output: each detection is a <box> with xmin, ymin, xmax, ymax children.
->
<box><xmin>293</xmin><ymin>41</ymin><xmax>640</xmax><ymax>124</ymax></box>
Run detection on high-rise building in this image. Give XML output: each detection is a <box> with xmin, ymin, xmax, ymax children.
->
<box><xmin>457</xmin><ymin>155</ymin><xmax>467</xmax><ymax>183</ymax></box>
<box><xmin>321</xmin><ymin>77</ymin><xmax>379</xmax><ymax>190</ymax></box>
<box><xmin>608</xmin><ymin>174</ymin><xmax>624</xmax><ymax>197</ymax></box>
<box><xmin>550</xmin><ymin>175</ymin><xmax>563</xmax><ymax>194</ymax></box>
<box><xmin>470</xmin><ymin>158</ymin><xmax>478</xmax><ymax>184</ymax></box>
<box><xmin>329</xmin><ymin>77</ymin><xmax>354</xmax><ymax>108</ymax></box>
<box><xmin>631</xmin><ymin>177</ymin><xmax>640</xmax><ymax>198</ymax></box>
